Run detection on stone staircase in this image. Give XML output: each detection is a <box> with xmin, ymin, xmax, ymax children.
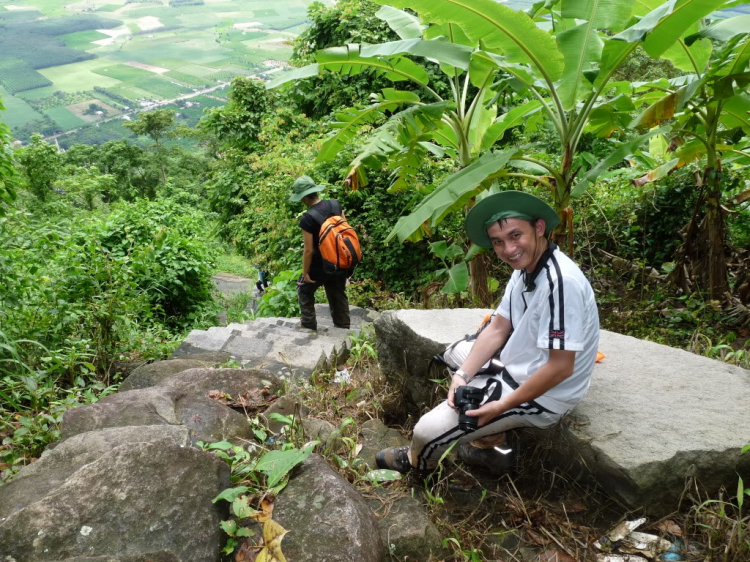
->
<box><xmin>173</xmin><ymin>304</ymin><xmax>379</xmax><ymax>379</ymax></box>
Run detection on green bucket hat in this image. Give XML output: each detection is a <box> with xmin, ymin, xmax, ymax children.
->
<box><xmin>465</xmin><ymin>191</ymin><xmax>560</xmax><ymax>248</ymax></box>
<box><xmin>289</xmin><ymin>175</ymin><xmax>325</xmax><ymax>202</ymax></box>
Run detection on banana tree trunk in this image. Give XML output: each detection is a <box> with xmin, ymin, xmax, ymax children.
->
<box><xmin>705</xmin><ymin>167</ymin><xmax>728</xmax><ymax>300</ymax></box>
<box><xmin>470</xmin><ymin>253</ymin><xmax>493</xmax><ymax>306</ymax></box>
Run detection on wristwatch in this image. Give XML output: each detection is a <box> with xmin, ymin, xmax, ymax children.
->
<box><xmin>454</xmin><ymin>369</ymin><xmax>470</xmax><ymax>384</ymax></box>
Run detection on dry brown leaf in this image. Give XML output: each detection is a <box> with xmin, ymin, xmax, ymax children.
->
<box><xmin>538</xmin><ymin>549</ymin><xmax>575</xmax><ymax>562</ymax></box>
<box><xmin>656</xmin><ymin>519</ymin><xmax>682</xmax><ymax>537</ymax></box>
<box><xmin>235</xmin><ymin>541</ymin><xmax>260</xmax><ymax>562</ymax></box>
<box><xmin>208</xmin><ymin>390</ymin><xmax>232</xmax><ymax>405</ymax></box>
<box><xmin>561</xmin><ymin>501</ymin><xmax>587</xmax><ymax>513</ymax></box>
<box><xmin>526</xmin><ymin>528</ymin><xmax>547</xmax><ymax>546</ymax></box>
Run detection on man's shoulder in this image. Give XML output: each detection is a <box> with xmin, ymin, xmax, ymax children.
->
<box><xmin>546</xmin><ymin>250</ymin><xmax>594</xmax><ymax>294</ymax></box>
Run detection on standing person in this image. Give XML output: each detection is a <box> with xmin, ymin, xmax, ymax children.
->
<box><xmin>376</xmin><ymin>191</ymin><xmax>599</xmax><ymax>474</ymax></box>
<box><xmin>289</xmin><ymin>176</ymin><xmax>350</xmax><ymax>331</ymax></box>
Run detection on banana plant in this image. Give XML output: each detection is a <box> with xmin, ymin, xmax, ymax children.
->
<box><xmin>626</xmin><ymin>11</ymin><xmax>750</xmax><ymax>299</ymax></box>
<box><xmin>269</xmin><ymin>0</ymin><xmax>730</xmax><ymax>256</ymax></box>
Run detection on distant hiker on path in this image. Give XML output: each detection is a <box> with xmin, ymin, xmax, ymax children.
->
<box><xmin>289</xmin><ymin>176</ymin><xmax>351</xmax><ymax>331</ymax></box>
<box><xmin>377</xmin><ymin>191</ymin><xmax>600</xmax><ymax>474</ymax></box>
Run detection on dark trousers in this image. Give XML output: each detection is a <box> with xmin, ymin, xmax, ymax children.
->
<box><xmin>297</xmin><ymin>273</ymin><xmax>350</xmax><ymax>330</ymax></box>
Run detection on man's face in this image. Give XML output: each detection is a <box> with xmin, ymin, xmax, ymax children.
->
<box><xmin>486</xmin><ymin>217</ymin><xmax>545</xmax><ymax>271</ymax></box>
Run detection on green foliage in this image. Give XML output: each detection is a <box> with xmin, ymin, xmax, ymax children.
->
<box><xmin>199</xmin><ymin>77</ymin><xmax>273</xmax><ymax>152</ymax></box>
<box><xmin>17</xmin><ymin>134</ymin><xmax>61</xmax><ymax>202</ymax></box>
<box><xmin>286</xmin><ymin>0</ymin><xmax>400</xmax><ymax>118</ymax></box>
<box><xmin>123</xmin><ymin>109</ymin><xmax>176</xmax><ymax>146</ymax></box>
<box><xmin>256</xmin><ymin>270</ymin><xmax>302</xmax><ymax>318</ymax></box>
<box><xmin>0</xmin><ymin>96</ymin><xmax>18</xmax><ymax>213</ymax></box>
<box><xmin>0</xmin><ymin>60</ymin><xmax>53</xmax><ymax>94</ymax></box>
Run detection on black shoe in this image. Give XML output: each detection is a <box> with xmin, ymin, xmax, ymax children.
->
<box><xmin>376</xmin><ymin>446</ymin><xmax>413</xmax><ymax>474</ymax></box>
<box><xmin>457</xmin><ymin>440</ymin><xmax>516</xmax><ymax>477</ymax></box>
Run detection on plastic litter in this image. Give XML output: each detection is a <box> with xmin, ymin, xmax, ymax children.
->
<box><xmin>333</xmin><ymin>368</ymin><xmax>351</xmax><ymax>383</ymax></box>
<box><xmin>596</xmin><ymin>555</ymin><xmax>648</xmax><ymax>562</ymax></box>
<box><xmin>619</xmin><ymin>532</ymin><xmax>671</xmax><ymax>558</ymax></box>
<box><xmin>594</xmin><ymin>518</ymin><xmax>647</xmax><ymax>550</ymax></box>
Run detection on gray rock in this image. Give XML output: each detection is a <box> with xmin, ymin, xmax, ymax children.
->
<box><xmin>301</xmin><ymin>418</ymin><xmax>338</xmax><ymax>450</ymax></box>
<box><xmin>357</xmin><ymin>419</ymin><xmax>409</xmax><ymax>470</ymax></box>
<box><xmin>374</xmin><ymin>309</ymin><xmax>493</xmax><ymax>407</ymax></box>
<box><xmin>60</xmin><ymin>387</ymin><xmax>251</xmax><ymax>445</ymax></box>
<box><xmin>0</xmin><ymin>442</ymin><xmax>229</xmax><ymax>562</ymax></box>
<box><xmin>47</xmin><ymin>555</ymin><xmax>179</xmax><ymax>562</ymax></box>
<box><xmin>273</xmin><ymin>455</ymin><xmax>384</xmax><ymax>562</ymax></box>
<box><xmin>371</xmin><ymin>308</ymin><xmax>750</xmax><ymax>516</ymax></box>
<box><xmin>0</xmin><ymin>426</ymin><xmax>190</xmax><ymax>518</ymax></box>
<box><xmin>158</xmin><ymin>367</ymin><xmax>282</xmax><ymax>398</ymax></box>
<box><xmin>119</xmin><ymin>357</ymin><xmax>232</xmax><ymax>392</ymax></box>
<box><xmin>368</xmin><ymin>493</ymin><xmax>445</xmax><ymax>561</ymax></box>
<box><xmin>262</xmin><ymin>394</ymin><xmax>309</xmax><ymax>435</ymax></box>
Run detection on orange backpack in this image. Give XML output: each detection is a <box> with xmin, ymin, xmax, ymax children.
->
<box><xmin>308</xmin><ymin>204</ymin><xmax>362</xmax><ymax>275</ymax></box>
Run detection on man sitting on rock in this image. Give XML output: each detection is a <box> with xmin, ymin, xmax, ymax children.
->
<box><xmin>376</xmin><ymin>191</ymin><xmax>600</xmax><ymax>474</ymax></box>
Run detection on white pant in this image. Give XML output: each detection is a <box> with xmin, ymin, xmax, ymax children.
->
<box><xmin>411</xmin><ymin>341</ymin><xmax>568</xmax><ymax>470</ymax></box>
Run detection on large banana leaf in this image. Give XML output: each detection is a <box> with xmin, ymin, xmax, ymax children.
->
<box><xmin>468</xmin><ymin>89</ymin><xmax>497</xmax><ymax>156</ymax></box>
<box><xmin>615</xmin><ymin>0</ymin><xmax>730</xmax><ymax>58</ymax></box>
<box><xmin>481</xmin><ymin>100</ymin><xmax>543</xmax><ymax>150</ymax></box>
<box><xmin>385</xmin><ymin>149</ymin><xmax>517</xmax><ymax>242</ymax></box>
<box><xmin>556</xmin><ymin>0</ymin><xmax>635</xmax><ymax>108</ymax></box>
<box><xmin>684</xmin><ymin>14</ymin><xmax>750</xmax><ymax>45</ymax></box>
<box><xmin>470</xmin><ymin>51</ymin><xmax>537</xmax><ymax>90</ymax></box>
<box><xmin>373</xmin><ymin>0</ymin><xmax>565</xmax><ymax>83</ymax></box>
<box><xmin>375</xmin><ymin>6</ymin><xmax>424</xmax><ymax>40</ymax></box>
<box><xmin>721</xmin><ymin>94</ymin><xmax>750</xmax><ymax>133</ymax></box>
<box><xmin>266</xmin><ymin>44</ymin><xmax>430</xmax><ymax>90</ymax></box>
<box><xmin>660</xmin><ymin>22</ymin><xmax>712</xmax><ymax>73</ymax></box>
<box><xmin>629</xmin><ymin>78</ymin><xmax>703</xmax><ymax>129</ymax></box>
<box><xmin>571</xmin><ymin>126</ymin><xmax>671</xmax><ymax>197</ymax></box>
<box><xmin>587</xmin><ymin>94</ymin><xmax>636</xmax><ymax>136</ymax></box>
<box><xmin>316</xmin><ymin>89</ymin><xmax>422</xmax><ymax>163</ymax></box>
<box><xmin>360</xmin><ymin>39</ymin><xmax>474</xmax><ymax>71</ymax></box>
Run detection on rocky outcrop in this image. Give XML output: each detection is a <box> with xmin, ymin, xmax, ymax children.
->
<box><xmin>60</xmin><ymin>387</ymin><xmax>252</xmax><ymax>445</ymax></box>
<box><xmin>118</xmin><ymin>352</ymin><xmax>231</xmax><ymax>392</ymax></box>
<box><xmin>373</xmin><ymin>308</ymin><xmax>750</xmax><ymax>516</ymax></box>
<box><xmin>0</xmin><ymin>442</ymin><xmax>229</xmax><ymax>562</ymax></box>
<box><xmin>273</xmin><ymin>455</ymin><xmax>384</xmax><ymax>562</ymax></box>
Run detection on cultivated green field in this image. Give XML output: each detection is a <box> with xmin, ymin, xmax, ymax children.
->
<box><xmin>0</xmin><ymin>0</ymin><xmax>325</xmax><ymax>143</ymax></box>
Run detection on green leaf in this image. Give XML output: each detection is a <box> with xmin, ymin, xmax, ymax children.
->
<box><xmin>442</xmin><ymin>261</ymin><xmax>469</xmax><ymax>293</ymax></box>
<box><xmin>375</xmin><ymin>5</ymin><xmax>424</xmax><ymax>40</ymax></box>
<box><xmin>587</xmin><ymin>94</ymin><xmax>636</xmax><ymax>136</ymax></box>
<box><xmin>481</xmin><ymin>100</ymin><xmax>542</xmax><ymax>150</ymax></box>
<box><xmin>738</xmin><ymin>476</ymin><xmax>744</xmax><ymax>509</ymax></box>
<box><xmin>374</xmin><ymin>0</ymin><xmax>565</xmax><ymax>82</ymax></box>
<box><xmin>363</xmin><ymin>469</ymin><xmax>403</xmax><ymax>482</ymax></box>
<box><xmin>571</xmin><ymin>125</ymin><xmax>671</xmax><ymax>197</ymax></box>
<box><xmin>660</xmin><ymin>36</ymin><xmax>712</xmax><ymax>73</ymax></box>
<box><xmin>721</xmin><ymin>93</ymin><xmax>750</xmax><ymax>133</ymax></box>
<box><xmin>212</xmin><ymin>486</ymin><xmax>250</xmax><ymax>504</ymax></box>
<box><xmin>468</xmin><ymin>89</ymin><xmax>497</xmax><ymax>156</ymax></box>
<box><xmin>430</xmin><ymin>240</ymin><xmax>449</xmax><ymax>259</ymax></box>
<box><xmin>561</xmin><ymin>0</ymin><xmax>635</xmax><ymax>29</ymax></box>
<box><xmin>386</xmin><ymin>149</ymin><xmax>517</xmax><ymax>243</ymax></box>
<box><xmin>685</xmin><ymin>14</ymin><xmax>750</xmax><ymax>45</ymax></box>
<box><xmin>317</xmin><ymin>89</ymin><xmax>422</xmax><ymax>163</ymax></box>
<box><xmin>266</xmin><ymin>63</ymin><xmax>319</xmax><ymax>89</ymax></box>
<box><xmin>361</xmin><ymin>39</ymin><xmax>473</xmax><ymax>71</ymax></box>
<box><xmin>615</xmin><ymin>0</ymin><xmax>729</xmax><ymax>58</ymax></box>
<box><xmin>742</xmin><ymin>444</ymin><xmax>750</xmax><ymax>455</ymax></box>
<box><xmin>207</xmin><ymin>441</ymin><xmax>234</xmax><ymax>450</ymax></box>
<box><xmin>556</xmin><ymin>23</ymin><xmax>604</xmax><ymax>109</ymax></box>
<box><xmin>317</xmin><ymin>44</ymin><xmax>430</xmax><ymax>84</ymax></box>
<box><xmin>220</xmin><ymin>520</ymin><xmax>238</xmax><ymax>536</ymax></box>
<box><xmin>255</xmin><ymin>443</ymin><xmax>316</xmax><ymax>488</ymax></box>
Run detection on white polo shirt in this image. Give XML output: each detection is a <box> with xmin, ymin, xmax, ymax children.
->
<box><xmin>496</xmin><ymin>246</ymin><xmax>599</xmax><ymax>413</ymax></box>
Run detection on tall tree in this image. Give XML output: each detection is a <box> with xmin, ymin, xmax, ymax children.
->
<box><xmin>18</xmin><ymin>134</ymin><xmax>60</xmax><ymax>203</ymax></box>
<box><xmin>123</xmin><ymin>109</ymin><xmax>175</xmax><ymax>184</ymax></box>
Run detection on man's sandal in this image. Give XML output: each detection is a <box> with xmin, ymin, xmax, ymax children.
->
<box><xmin>375</xmin><ymin>446</ymin><xmax>413</xmax><ymax>474</ymax></box>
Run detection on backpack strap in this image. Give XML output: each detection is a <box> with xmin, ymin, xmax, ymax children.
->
<box><xmin>306</xmin><ymin>199</ymin><xmax>341</xmax><ymax>227</ymax></box>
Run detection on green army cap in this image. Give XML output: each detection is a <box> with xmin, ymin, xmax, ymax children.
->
<box><xmin>289</xmin><ymin>175</ymin><xmax>325</xmax><ymax>202</ymax></box>
<box><xmin>465</xmin><ymin>190</ymin><xmax>560</xmax><ymax>248</ymax></box>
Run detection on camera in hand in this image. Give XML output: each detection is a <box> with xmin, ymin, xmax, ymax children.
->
<box><xmin>454</xmin><ymin>385</ymin><xmax>485</xmax><ymax>432</ymax></box>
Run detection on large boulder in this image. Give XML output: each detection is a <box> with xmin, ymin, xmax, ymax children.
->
<box><xmin>374</xmin><ymin>308</ymin><xmax>492</xmax><ymax>408</ymax></box>
<box><xmin>158</xmin><ymin>367</ymin><xmax>282</xmax><ymax>397</ymax></box>
<box><xmin>0</xmin><ymin>442</ymin><xmax>229</xmax><ymax>562</ymax></box>
<box><xmin>118</xmin><ymin>353</ymin><xmax>232</xmax><ymax>392</ymax></box>
<box><xmin>356</xmin><ymin>418</ymin><xmax>409</xmax><ymax>470</ymax></box>
<box><xmin>273</xmin><ymin>455</ymin><xmax>384</xmax><ymax>562</ymax></box>
<box><xmin>60</xmin><ymin>387</ymin><xmax>251</xmax><ymax>444</ymax></box>
<box><xmin>47</xmin><ymin>554</ymin><xmax>179</xmax><ymax>562</ymax></box>
<box><xmin>372</xmin><ymin>309</ymin><xmax>750</xmax><ymax>516</ymax></box>
<box><xmin>0</xmin><ymin>425</ymin><xmax>190</xmax><ymax>517</ymax></box>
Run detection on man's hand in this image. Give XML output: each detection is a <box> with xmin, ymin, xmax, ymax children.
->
<box><xmin>446</xmin><ymin>374</ymin><xmax>466</xmax><ymax>410</ymax></box>
<box><xmin>465</xmin><ymin>400</ymin><xmax>506</xmax><ymax>427</ymax></box>
<box><xmin>302</xmin><ymin>272</ymin><xmax>315</xmax><ymax>284</ymax></box>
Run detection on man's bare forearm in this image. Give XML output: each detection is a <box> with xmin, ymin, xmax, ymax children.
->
<box><xmin>460</xmin><ymin>315</ymin><xmax>511</xmax><ymax>376</ymax></box>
